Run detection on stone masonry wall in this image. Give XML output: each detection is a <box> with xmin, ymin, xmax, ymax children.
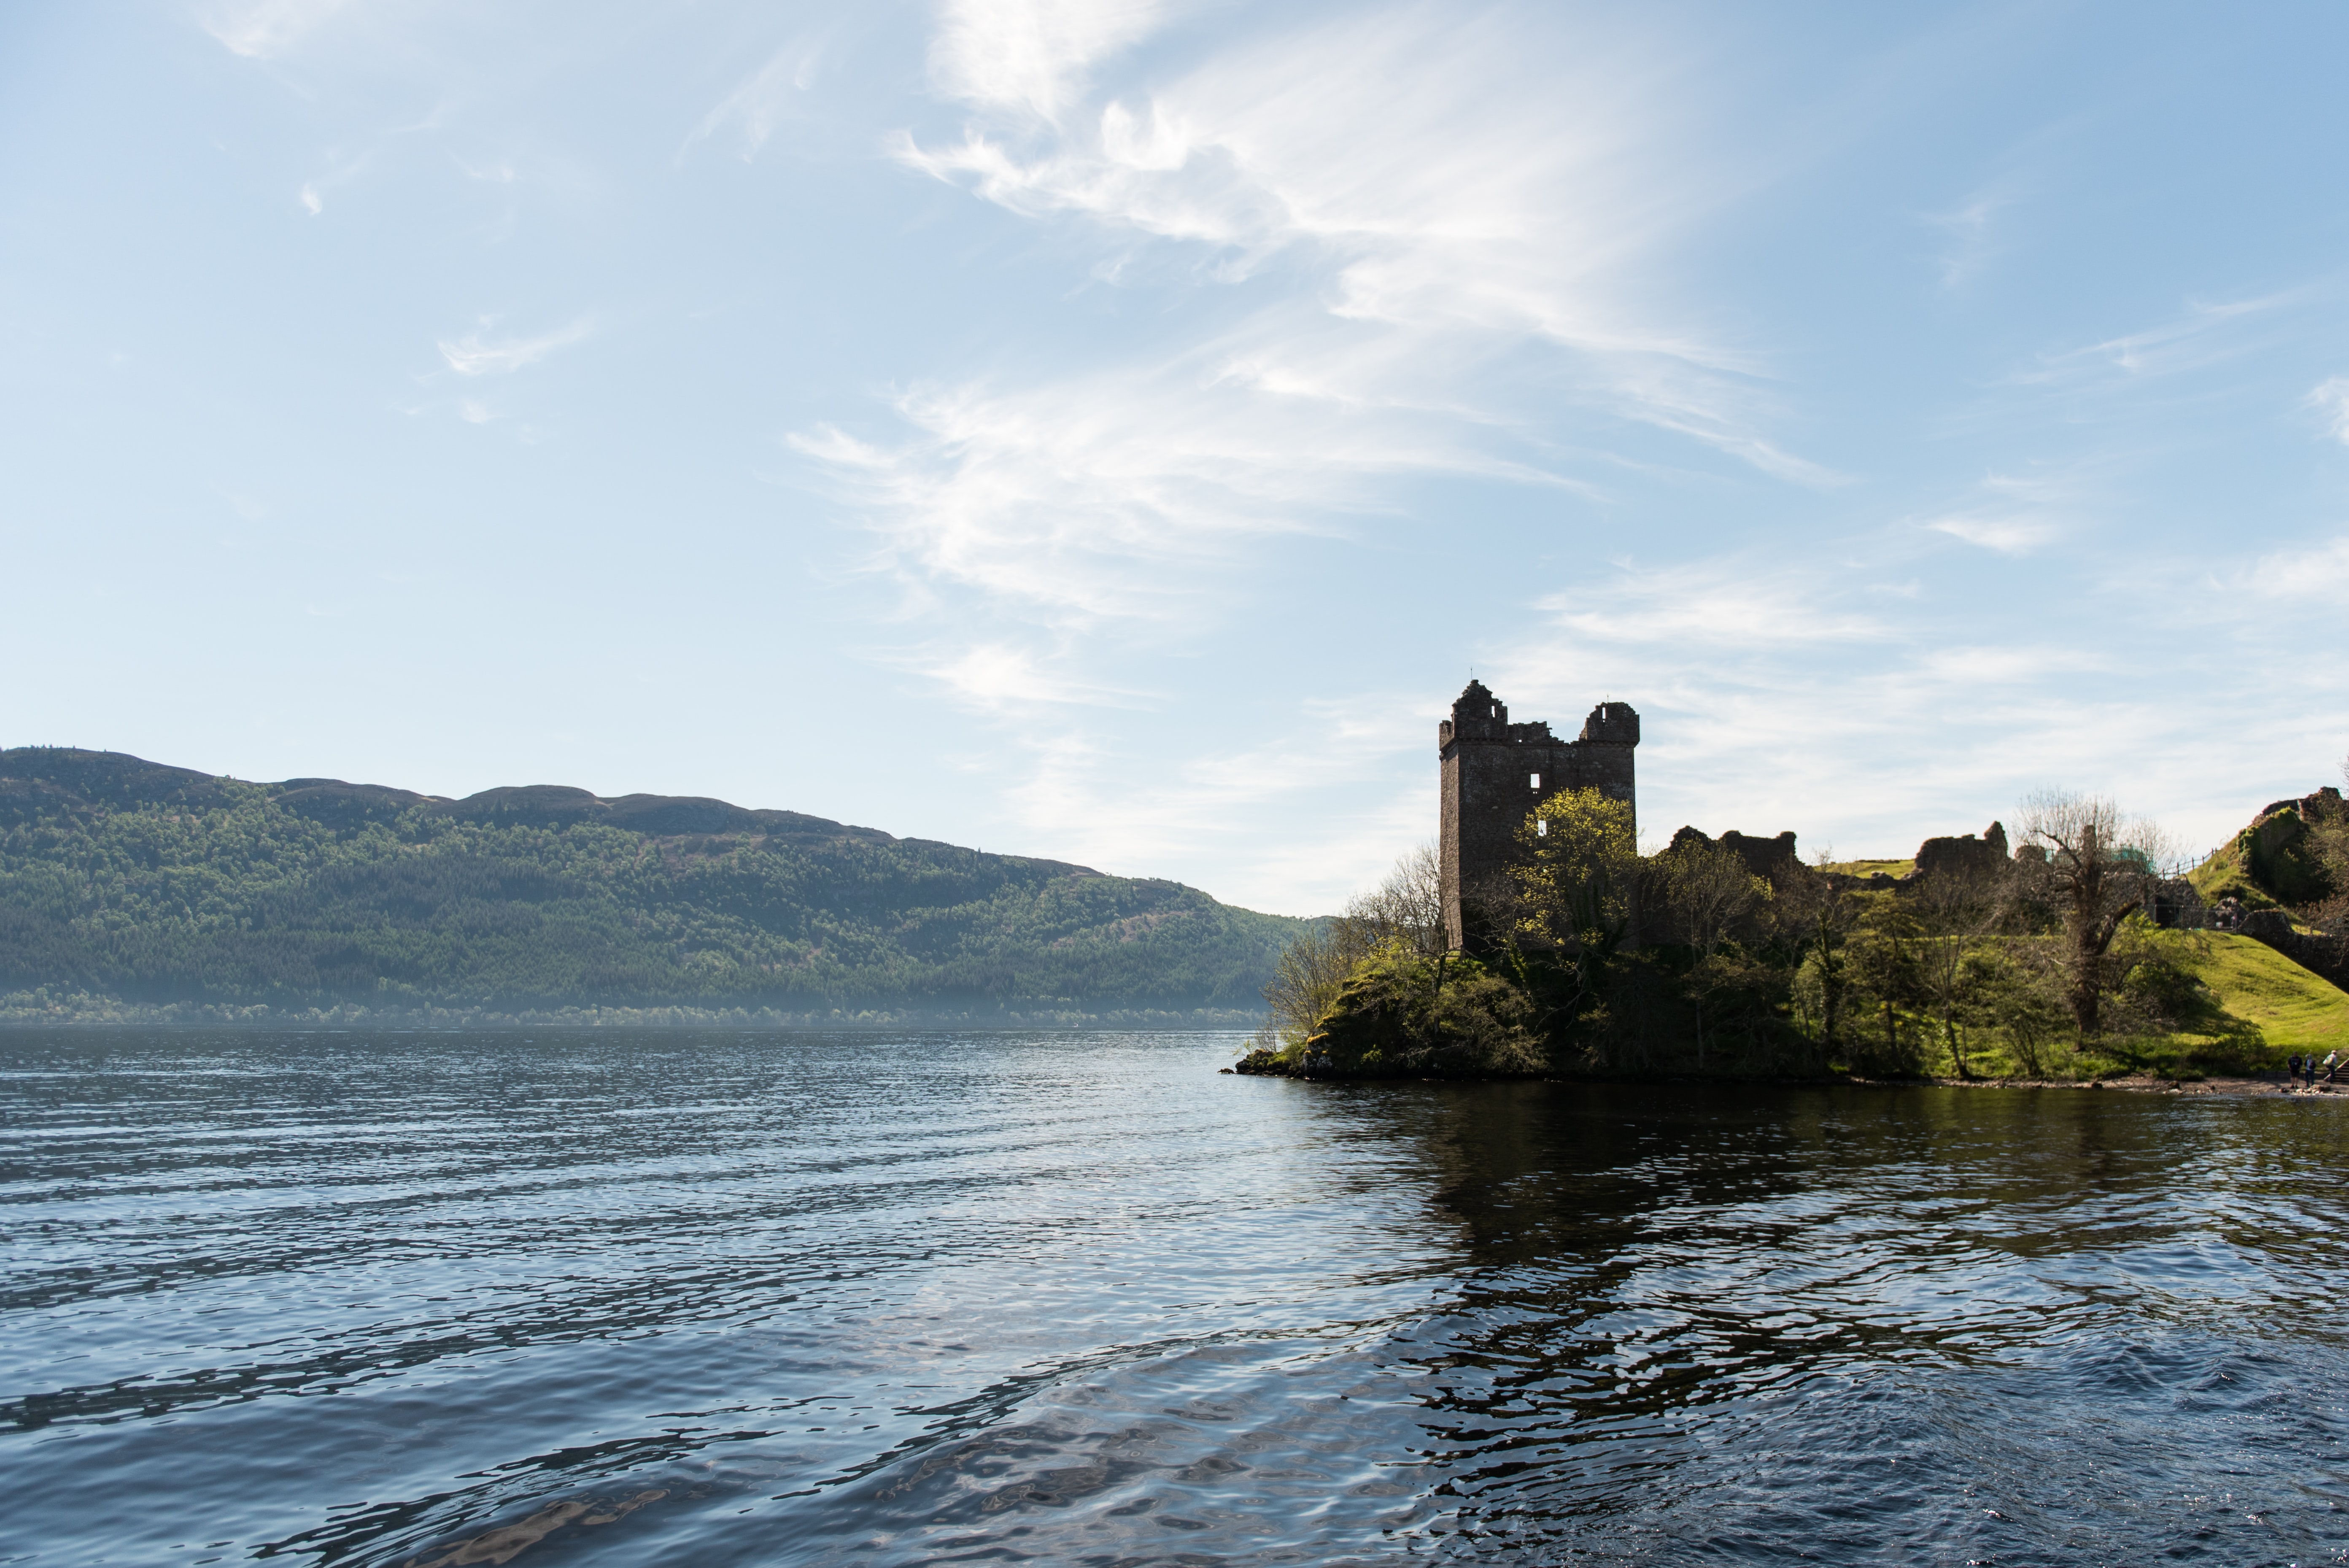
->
<box><xmin>1439</xmin><ymin>679</ymin><xmax>1638</xmax><ymax>950</ymax></box>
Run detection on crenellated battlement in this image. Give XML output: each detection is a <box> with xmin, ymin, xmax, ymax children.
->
<box><xmin>1437</xmin><ymin>680</ymin><xmax>1640</xmax><ymax>951</ymax></box>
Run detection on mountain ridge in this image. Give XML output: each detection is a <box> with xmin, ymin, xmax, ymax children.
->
<box><xmin>0</xmin><ymin>747</ymin><xmax>1307</xmax><ymax>1019</ymax></box>
<box><xmin>3</xmin><ymin>747</ymin><xmax>1097</xmax><ymax>863</ymax></box>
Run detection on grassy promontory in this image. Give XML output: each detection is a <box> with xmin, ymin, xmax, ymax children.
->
<box><xmin>1237</xmin><ymin>789</ymin><xmax>2349</xmax><ymax>1086</ymax></box>
<box><xmin>1237</xmin><ymin>929</ymin><xmax>2349</xmax><ymax>1085</ymax></box>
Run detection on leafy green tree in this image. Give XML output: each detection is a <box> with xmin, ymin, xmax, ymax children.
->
<box><xmin>1500</xmin><ymin>788</ymin><xmax>1641</xmax><ymax>1044</ymax></box>
<box><xmin>1508</xmin><ymin>788</ymin><xmax>1638</xmax><ymax>950</ymax></box>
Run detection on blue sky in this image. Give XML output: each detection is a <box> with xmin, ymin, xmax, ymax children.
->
<box><xmin>5</xmin><ymin>1</ymin><xmax>2347</xmax><ymax>915</ymax></box>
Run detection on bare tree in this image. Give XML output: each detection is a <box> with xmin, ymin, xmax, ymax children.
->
<box><xmin>1253</xmin><ymin>925</ymin><xmax>1351</xmax><ymax>1053</ymax></box>
<box><xmin>2014</xmin><ymin>790</ymin><xmax>2170</xmax><ymax>1037</ymax></box>
<box><xmin>1340</xmin><ymin>842</ymin><xmax>1446</xmax><ymax>955</ymax></box>
<box><xmin>1254</xmin><ymin>845</ymin><xmax>1446</xmax><ymax>1053</ymax></box>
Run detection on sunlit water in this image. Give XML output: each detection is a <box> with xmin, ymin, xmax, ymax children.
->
<box><xmin>1</xmin><ymin>1029</ymin><xmax>2344</xmax><ymax>1566</ymax></box>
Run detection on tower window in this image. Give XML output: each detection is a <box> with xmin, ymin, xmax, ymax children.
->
<box><xmin>1537</xmin><ymin>819</ymin><xmax>1548</xmax><ymax>836</ymax></box>
<box><xmin>1529</xmin><ymin>772</ymin><xmax>1541</xmax><ymax>789</ymax></box>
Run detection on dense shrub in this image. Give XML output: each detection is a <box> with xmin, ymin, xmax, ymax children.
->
<box><xmin>1295</xmin><ymin>943</ymin><xmax>1545</xmax><ymax>1078</ymax></box>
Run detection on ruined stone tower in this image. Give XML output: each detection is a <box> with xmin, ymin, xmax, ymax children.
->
<box><xmin>1438</xmin><ymin>679</ymin><xmax>1639</xmax><ymax>950</ymax></box>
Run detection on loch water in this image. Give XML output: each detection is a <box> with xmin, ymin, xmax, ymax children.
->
<box><xmin>1</xmin><ymin>1030</ymin><xmax>2345</xmax><ymax>1566</ymax></box>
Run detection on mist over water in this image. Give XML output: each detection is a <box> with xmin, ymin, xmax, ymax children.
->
<box><xmin>1</xmin><ymin>1030</ymin><xmax>2344</xmax><ymax>1566</ymax></box>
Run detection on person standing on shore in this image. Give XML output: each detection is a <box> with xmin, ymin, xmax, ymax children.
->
<box><xmin>2288</xmin><ymin>1054</ymin><xmax>2302</xmax><ymax>1088</ymax></box>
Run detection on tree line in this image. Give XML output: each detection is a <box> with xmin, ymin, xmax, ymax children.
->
<box><xmin>1245</xmin><ymin>776</ymin><xmax>2349</xmax><ymax>1081</ymax></box>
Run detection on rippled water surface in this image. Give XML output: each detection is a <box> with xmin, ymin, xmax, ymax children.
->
<box><xmin>3</xmin><ymin>1029</ymin><xmax>2346</xmax><ymax>1566</ymax></box>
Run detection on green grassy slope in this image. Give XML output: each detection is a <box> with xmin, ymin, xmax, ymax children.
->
<box><xmin>2156</xmin><ymin>931</ymin><xmax>2349</xmax><ymax>1052</ymax></box>
<box><xmin>1820</xmin><ymin>858</ymin><xmax>1915</xmax><ymax>879</ymax></box>
<box><xmin>0</xmin><ymin>748</ymin><xmax>1316</xmax><ymax>1017</ymax></box>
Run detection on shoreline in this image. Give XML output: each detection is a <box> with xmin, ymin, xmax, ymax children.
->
<box><xmin>1906</xmin><ymin>1071</ymin><xmax>2342</xmax><ymax>1097</ymax></box>
<box><xmin>1228</xmin><ymin>1062</ymin><xmax>2347</xmax><ymax>1097</ymax></box>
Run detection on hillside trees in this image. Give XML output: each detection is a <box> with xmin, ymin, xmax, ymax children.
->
<box><xmin>1506</xmin><ymin>789</ymin><xmax>1642</xmax><ymax>1039</ymax></box>
<box><xmin>1804</xmin><ymin>885</ymin><xmax>1858</xmax><ymax>1060</ymax></box>
<box><xmin>1650</xmin><ymin>834</ymin><xmax>1770</xmax><ymax>1067</ymax></box>
<box><xmin>0</xmin><ymin>753</ymin><xmax>1313</xmax><ymax>1013</ymax></box>
<box><xmin>1913</xmin><ymin>864</ymin><xmax>2002</xmax><ymax>1077</ymax></box>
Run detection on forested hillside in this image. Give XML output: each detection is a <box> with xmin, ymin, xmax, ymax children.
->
<box><xmin>0</xmin><ymin>749</ymin><xmax>1314</xmax><ymax>1021</ymax></box>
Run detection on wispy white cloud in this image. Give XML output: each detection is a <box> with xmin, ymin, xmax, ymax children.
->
<box><xmin>453</xmin><ymin>155</ymin><xmax>518</xmax><ymax>184</ymax></box>
<box><xmin>198</xmin><ymin>0</ymin><xmax>349</xmax><ymax>59</ymax></box>
<box><xmin>688</xmin><ymin>34</ymin><xmax>833</xmax><ymax>159</ymax></box>
<box><xmin>2018</xmin><ymin>291</ymin><xmax>2299</xmax><ymax>386</ymax></box>
<box><xmin>1472</xmin><ymin>507</ymin><xmax>2349</xmax><ymax>872</ymax></box>
<box><xmin>1533</xmin><ymin>555</ymin><xmax>1891</xmax><ymax>655</ymax></box>
<box><xmin>818</xmin><ymin>0</ymin><xmax>1847</xmax><ymax>723</ymax></box>
<box><xmin>928</xmin><ymin>0</ymin><xmax>1169</xmax><ymax>124</ymax></box>
<box><xmin>2308</xmin><ymin>377</ymin><xmax>2349</xmax><ymax>444</ymax></box>
<box><xmin>991</xmin><ymin>684</ymin><xmax>1433</xmax><ymax>908</ymax></box>
<box><xmin>298</xmin><ymin>183</ymin><xmax>322</xmax><ymax>215</ymax></box>
<box><xmin>1486</xmin><ymin>553</ymin><xmax>2156</xmax><ymax>856</ymax></box>
<box><xmin>2242</xmin><ymin>534</ymin><xmax>2349</xmax><ymax>599</ymax></box>
<box><xmin>1914</xmin><ymin>463</ymin><xmax>2098</xmax><ymax>555</ymax></box>
<box><xmin>792</xmin><ymin>325</ymin><xmax>1590</xmax><ymax>632</ymax></box>
<box><xmin>896</xmin><ymin>4</ymin><xmax>1828</xmax><ymax>483</ymax></box>
<box><xmin>917</xmin><ymin>642</ymin><xmax>1146</xmax><ymax>710</ymax></box>
<box><xmin>1925</xmin><ymin>515</ymin><xmax>2055</xmax><ymax>555</ymax></box>
<box><xmin>437</xmin><ymin>317</ymin><xmax>594</xmax><ymax>376</ymax></box>
<box><xmin>1921</xmin><ymin>183</ymin><xmax>2013</xmax><ymax>290</ymax></box>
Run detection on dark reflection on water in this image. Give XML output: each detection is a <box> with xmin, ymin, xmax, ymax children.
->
<box><xmin>1</xmin><ymin>1032</ymin><xmax>2344</xmax><ymax>1565</ymax></box>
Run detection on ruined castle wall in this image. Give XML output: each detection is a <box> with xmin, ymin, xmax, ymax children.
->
<box><xmin>1437</xmin><ymin>682</ymin><xmax>1638</xmax><ymax>950</ymax></box>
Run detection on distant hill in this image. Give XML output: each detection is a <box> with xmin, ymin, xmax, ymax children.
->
<box><xmin>0</xmin><ymin>748</ymin><xmax>1317</xmax><ymax>1023</ymax></box>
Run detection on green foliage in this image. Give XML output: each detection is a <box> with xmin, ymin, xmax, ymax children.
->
<box><xmin>1840</xmin><ymin>912</ymin><xmax>1931</xmax><ymax>1078</ymax></box>
<box><xmin>2187</xmin><ymin>838</ymin><xmax>2276</xmax><ymax>910</ymax></box>
<box><xmin>0</xmin><ymin>750</ymin><xmax>1316</xmax><ymax>1014</ymax></box>
<box><xmin>2188</xmin><ymin>797</ymin><xmax>2346</xmax><ymax>911</ymax></box>
<box><xmin>1259</xmin><ymin>783</ymin><xmax>2349</xmax><ymax>1086</ymax></box>
<box><xmin>2120</xmin><ymin>958</ymin><xmax>2217</xmax><ymax>1022</ymax></box>
<box><xmin>1244</xmin><ymin>797</ymin><xmax>2349</xmax><ymax>1082</ymax></box>
<box><xmin>1284</xmin><ymin>942</ymin><xmax>1545</xmax><ymax>1078</ymax></box>
<box><xmin>1508</xmin><ymin>788</ymin><xmax>1638</xmax><ymax>948</ymax></box>
<box><xmin>1818</xmin><ymin>858</ymin><xmax>1915</xmax><ymax>878</ymax></box>
<box><xmin>2244</xmin><ymin>807</ymin><xmax>2336</xmax><ymax>904</ymax></box>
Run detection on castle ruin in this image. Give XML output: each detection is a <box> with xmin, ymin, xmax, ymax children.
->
<box><xmin>1438</xmin><ymin>679</ymin><xmax>1639</xmax><ymax>950</ymax></box>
